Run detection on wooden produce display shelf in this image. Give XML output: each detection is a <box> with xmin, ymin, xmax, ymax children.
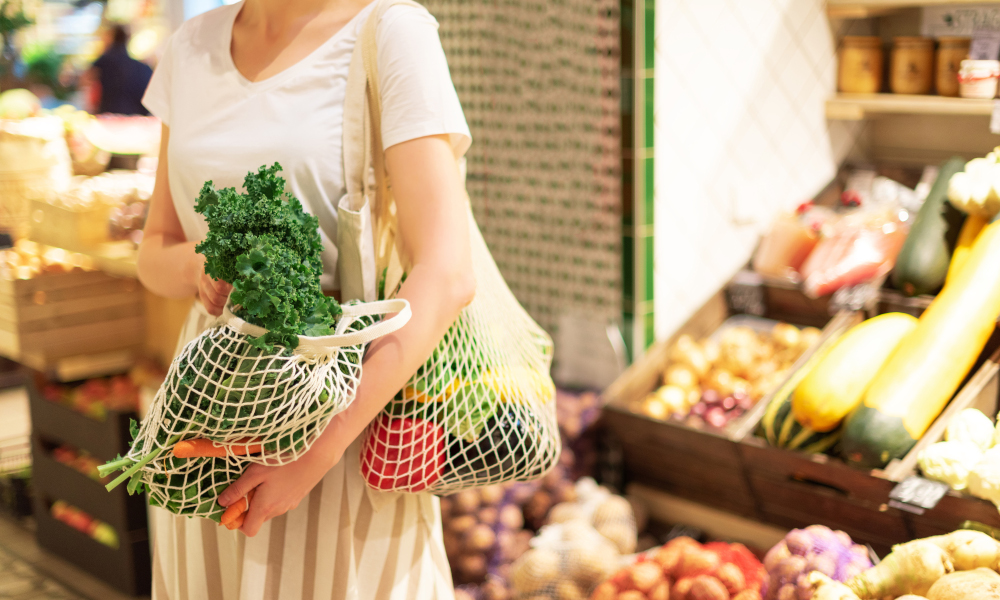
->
<box><xmin>0</xmin><ymin>269</ymin><xmax>144</xmax><ymax>378</ymax></box>
<box><xmin>601</xmin><ymin>283</ymin><xmax>855</xmax><ymax>518</ymax></box>
<box><xmin>826</xmin><ymin>94</ymin><xmax>994</xmax><ymax>120</ymax></box>
<box><xmin>828</xmin><ymin>0</ymin><xmax>1000</xmax><ymax>19</ymax></box>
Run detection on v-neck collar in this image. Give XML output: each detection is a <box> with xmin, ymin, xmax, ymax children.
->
<box><xmin>222</xmin><ymin>1</ymin><xmax>376</xmax><ymax>92</ymax></box>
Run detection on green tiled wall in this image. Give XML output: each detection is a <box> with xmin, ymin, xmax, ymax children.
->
<box><xmin>622</xmin><ymin>0</ymin><xmax>654</xmax><ymax>357</ymax></box>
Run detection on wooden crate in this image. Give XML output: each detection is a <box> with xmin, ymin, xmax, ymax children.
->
<box><xmin>882</xmin><ymin>348</ymin><xmax>1000</xmax><ymax>537</ymax></box>
<box><xmin>0</xmin><ymin>269</ymin><xmax>144</xmax><ymax>376</ymax></box>
<box><xmin>601</xmin><ymin>289</ymin><xmax>855</xmax><ymax>518</ymax></box>
<box><xmin>33</xmin><ymin>494</ymin><xmax>151</xmax><ymax>596</ymax></box>
<box><xmin>28</xmin><ymin>198</ymin><xmax>113</xmax><ymax>250</ymax></box>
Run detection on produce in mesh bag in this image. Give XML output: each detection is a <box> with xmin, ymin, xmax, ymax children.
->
<box><xmin>98</xmin><ymin>165</ymin><xmax>408</xmax><ymax>522</ymax></box>
<box><xmin>761</xmin><ymin>525</ymin><xmax>871</xmax><ymax>600</ymax></box>
<box><xmin>591</xmin><ymin>536</ymin><xmax>766</xmax><ymax>600</ymax></box>
<box><xmin>509</xmin><ymin>479</ymin><xmax>636</xmax><ymax>599</ymax></box>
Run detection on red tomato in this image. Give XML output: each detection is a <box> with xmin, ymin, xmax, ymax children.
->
<box><xmin>361</xmin><ymin>415</ymin><xmax>445</xmax><ymax>492</ymax></box>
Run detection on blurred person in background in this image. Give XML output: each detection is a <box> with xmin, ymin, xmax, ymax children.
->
<box><xmin>86</xmin><ymin>24</ymin><xmax>152</xmax><ymax>115</ymax></box>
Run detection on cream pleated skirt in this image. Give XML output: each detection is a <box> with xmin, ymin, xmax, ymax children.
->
<box><xmin>150</xmin><ymin>303</ymin><xmax>455</xmax><ymax>600</ymax></box>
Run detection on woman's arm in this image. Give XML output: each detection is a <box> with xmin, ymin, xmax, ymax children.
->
<box><xmin>138</xmin><ymin>125</ymin><xmax>231</xmax><ymax>314</ymax></box>
<box><xmin>220</xmin><ymin>135</ymin><xmax>475</xmax><ymax>536</ymax></box>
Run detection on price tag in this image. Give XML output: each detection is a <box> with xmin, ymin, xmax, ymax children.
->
<box><xmin>971</xmin><ymin>29</ymin><xmax>1000</xmax><ymax>60</ymax></box>
<box><xmin>889</xmin><ymin>476</ymin><xmax>951</xmax><ymax>513</ymax></box>
<box><xmin>991</xmin><ymin>100</ymin><xmax>1000</xmax><ymax>135</ymax></box>
<box><xmin>726</xmin><ymin>270</ymin><xmax>766</xmax><ymax>317</ymax></box>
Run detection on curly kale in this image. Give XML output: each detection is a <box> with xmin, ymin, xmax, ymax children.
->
<box><xmin>194</xmin><ymin>164</ymin><xmax>341</xmax><ymax>349</ymax></box>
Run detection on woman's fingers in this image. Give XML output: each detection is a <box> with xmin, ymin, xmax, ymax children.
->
<box><xmin>218</xmin><ymin>465</ymin><xmax>265</xmax><ymax>507</ymax></box>
<box><xmin>199</xmin><ymin>274</ymin><xmax>230</xmax><ymax>315</ymax></box>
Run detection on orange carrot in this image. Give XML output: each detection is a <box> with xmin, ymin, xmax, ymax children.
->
<box><xmin>225</xmin><ymin>513</ymin><xmax>245</xmax><ymax>531</ymax></box>
<box><xmin>220</xmin><ymin>488</ymin><xmax>255</xmax><ymax>527</ymax></box>
<box><xmin>173</xmin><ymin>438</ymin><xmax>262</xmax><ymax>458</ymax></box>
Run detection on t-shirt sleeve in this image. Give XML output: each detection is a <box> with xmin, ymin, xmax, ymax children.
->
<box><xmin>375</xmin><ymin>5</ymin><xmax>471</xmax><ymax>157</ymax></box>
<box><xmin>141</xmin><ymin>35</ymin><xmax>175</xmax><ymax>125</ymax></box>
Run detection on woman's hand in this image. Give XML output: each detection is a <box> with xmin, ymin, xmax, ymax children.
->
<box><xmin>193</xmin><ymin>257</ymin><xmax>232</xmax><ymax>316</ymax></box>
<box><xmin>217</xmin><ymin>427</ymin><xmax>346</xmax><ymax>537</ymax></box>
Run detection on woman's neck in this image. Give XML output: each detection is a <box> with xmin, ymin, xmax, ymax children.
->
<box><xmin>238</xmin><ymin>0</ymin><xmax>355</xmax><ymax>38</ymax></box>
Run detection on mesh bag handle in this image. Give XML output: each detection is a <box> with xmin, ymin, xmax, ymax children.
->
<box><xmin>221</xmin><ymin>298</ymin><xmax>411</xmax><ymax>352</ymax></box>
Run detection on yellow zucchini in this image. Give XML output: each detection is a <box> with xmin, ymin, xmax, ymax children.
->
<box><xmin>842</xmin><ymin>219</ymin><xmax>1000</xmax><ymax>468</ymax></box>
<box><xmin>791</xmin><ymin>313</ymin><xmax>917</xmax><ymax>433</ymax></box>
<box><xmin>945</xmin><ymin>214</ymin><xmax>988</xmax><ymax>287</ymax></box>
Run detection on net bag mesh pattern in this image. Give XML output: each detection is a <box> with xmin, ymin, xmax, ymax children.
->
<box><xmin>128</xmin><ymin>300</ymin><xmax>405</xmax><ymax>520</ymax></box>
<box><xmin>360</xmin><ymin>212</ymin><xmax>561</xmax><ymax>493</ymax></box>
<box><xmin>350</xmin><ymin>0</ymin><xmax>561</xmax><ymax>494</ymax></box>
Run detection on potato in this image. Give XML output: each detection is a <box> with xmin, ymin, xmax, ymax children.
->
<box><xmin>715</xmin><ymin>563</ymin><xmax>745</xmax><ymax>595</ymax></box>
<box><xmin>499</xmin><ymin>504</ymin><xmax>525</xmax><ymax>530</ymax></box>
<box><xmin>598</xmin><ymin>523</ymin><xmax>636</xmax><ymax>555</ymax></box>
<box><xmin>629</xmin><ymin>562</ymin><xmax>664</xmax><ymax>592</ymax></box>
<box><xmin>524</xmin><ymin>491</ymin><xmax>552</xmax><ymax>526</ymax></box>
<box><xmin>480</xmin><ymin>485</ymin><xmax>505</xmax><ymax>506</ymax></box>
<box><xmin>926</xmin><ymin>568</ymin><xmax>1000</xmax><ymax>600</ymax></box>
<box><xmin>650</xmin><ymin>581</ymin><xmax>670</xmax><ymax>600</ymax></box>
<box><xmin>675</xmin><ymin>549</ymin><xmax>721</xmax><ymax>579</ymax></box>
<box><xmin>664</xmin><ymin>365</ymin><xmax>699</xmax><ymax>391</ymax></box>
<box><xmin>448</xmin><ymin>514</ymin><xmax>477</xmax><ymax>536</ymax></box>
<box><xmin>701</xmin><ymin>338</ymin><xmax>721</xmax><ymax>364</ymax></box>
<box><xmin>672</xmin><ymin>577</ymin><xmax>695</xmax><ymax>600</ymax></box>
<box><xmin>594</xmin><ymin>495</ymin><xmax>633</xmax><ymax>525</ymax></box>
<box><xmin>453</xmin><ymin>490</ymin><xmax>480</xmax><ymax>514</ymax></box>
<box><xmin>591</xmin><ymin>582</ymin><xmax>618</xmax><ymax>600</ymax></box>
<box><xmin>689</xmin><ymin>575</ymin><xmax>730</xmax><ymax>600</ymax></box>
<box><xmin>497</xmin><ymin>530</ymin><xmax>518</xmax><ymax>561</ymax></box>
<box><xmin>556</xmin><ymin>581</ymin><xmax>587</xmax><ymax>600</ymax></box>
<box><xmin>655</xmin><ymin>385</ymin><xmax>688</xmax><ymax>415</ymax></box>
<box><xmin>617</xmin><ymin>592</ymin><xmax>647</xmax><ymax>600</ymax></box>
<box><xmin>550</xmin><ymin>479</ymin><xmax>579</xmax><ymax>504</ymax></box>
<box><xmin>641</xmin><ymin>395</ymin><xmax>671</xmax><ymax>421</ymax></box>
<box><xmin>455</xmin><ymin>552</ymin><xmax>488</xmax><ymax>581</ymax></box>
<box><xmin>732</xmin><ymin>591</ymin><xmax>761</xmax><ymax>600</ymax></box>
<box><xmin>549</xmin><ymin>502</ymin><xmax>586</xmax><ymax>524</ymax></box>
<box><xmin>564</xmin><ymin>521</ymin><xmax>597</xmax><ymax>543</ymax></box>
<box><xmin>478</xmin><ymin>506</ymin><xmax>499</xmax><ymax>527</ymax></box>
<box><xmin>771</xmin><ymin>323</ymin><xmax>800</xmax><ymax>349</ymax></box>
<box><xmin>510</xmin><ymin>548</ymin><xmax>560</xmax><ymax>593</ymax></box>
<box><xmin>439</xmin><ymin>496</ymin><xmax>452</xmax><ymax>516</ymax></box>
<box><xmin>481</xmin><ymin>580</ymin><xmax>510</xmax><ymax>600</ymax></box>
<box><xmin>464</xmin><ymin>524</ymin><xmax>497</xmax><ymax>553</ymax></box>
<box><xmin>704</xmin><ymin>369</ymin><xmax>736</xmax><ymax>397</ymax></box>
<box><xmin>799</xmin><ymin>327</ymin><xmax>822</xmax><ymax>350</ymax></box>
<box><xmin>567</xmin><ymin>543</ymin><xmax>618</xmax><ymax>585</ymax></box>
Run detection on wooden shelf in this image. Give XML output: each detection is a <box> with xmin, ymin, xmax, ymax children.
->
<box><xmin>829</xmin><ymin>0</ymin><xmax>1000</xmax><ymax>19</ymax></box>
<box><xmin>826</xmin><ymin>93</ymin><xmax>994</xmax><ymax>119</ymax></box>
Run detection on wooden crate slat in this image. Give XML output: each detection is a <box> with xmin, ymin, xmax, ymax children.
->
<box><xmin>15</xmin><ymin>289</ymin><xmax>141</xmax><ymax>322</ymax></box>
<box><xmin>16</xmin><ymin>303</ymin><xmax>143</xmax><ymax>334</ymax></box>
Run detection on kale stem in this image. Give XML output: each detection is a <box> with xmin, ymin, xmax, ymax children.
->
<box><xmin>97</xmin><ymin>455</ymin><xmax>133</xmax><ymax>477</ymax></box>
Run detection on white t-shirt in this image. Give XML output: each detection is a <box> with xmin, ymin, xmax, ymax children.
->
<box><xmin>142</xmin><ymin>1</ymin><xmax>471</xmax><ymax>288</ymax></box>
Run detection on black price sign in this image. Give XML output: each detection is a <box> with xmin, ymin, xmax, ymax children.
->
<box><xmin>889</xmin><ymin>476</ymin><xmax>950</xmax><ymax>514</ymax></box>
<box><xmin>726</xmin><ymin>271</ymin><xmax>766</xmax><ymax>317</ymax></box>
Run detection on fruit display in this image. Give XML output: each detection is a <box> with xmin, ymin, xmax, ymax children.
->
<box><xmin>0</xmin><ymin>89</ymin><xmax>43</xmax><ymax>120</ymax></box>
<box><xmin>589</xmin><ymin>536</ymin><xmax>766</xmax><ymax>600</ymax></box>
<box><xmin>39</xmin><ymin>372</ymin><xmax>141</xmax><ymax>420</ymax></box>
<box><xmin>83</xmin><ymin>115</ymin><xmax>161</xmax><ymax>156</ymax></box>
<box><xmin>51</xmin><ymin>444</ymin><xmax>110</xmax><ymax>483</ymax></box>
<box><xmin>50</xmin><ymin>500</ymin><xmax>119</xmax><ymax>549</ymax></box>
<box><xmin>509</xmin><ymin>479</ymin><xmax>637</xmax><ymax>599</ymax></box>
<box><xmin>915</xmin><ymin>407</ymin><xmax>1000</xmax><ymax>510</ymax></box>
<box><xmin>632</xmin><ymin>321</ymin><xmax>821</xmax><ymax>430</ymax></box>
<box><xmin>800</xmin><ymin>529</ymin><xmax>1000</xmax><ymax>600</ymax></box>
<box><xmin>555</xmin><ymin>389</ymin><xmax>602</xmax><ymax>481</ymax></box>
<box><xmin>762</xmin><ymin>526</ymin><xmax>871</xmax><ymax>600</ymax></box>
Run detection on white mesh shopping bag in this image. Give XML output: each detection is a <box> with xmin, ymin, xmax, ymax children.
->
<box><xmin>339</xmin><ymin>0</ymin><xmax>561</xmax><ymax>494</ymax></box>
<box><xmin>101</xmin><ymin>297</ymin><xmax>410</xmax><ymax>521</ymax></box>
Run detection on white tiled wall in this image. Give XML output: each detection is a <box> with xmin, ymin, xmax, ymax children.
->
<box><xmin>654</xmin><ymin>0</ymin><xmax>866</xmax><ymax>338</ymax></box>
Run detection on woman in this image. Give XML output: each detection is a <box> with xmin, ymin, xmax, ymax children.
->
<box><xmin>137</xmin><ymin>0</ymin><xmax>475</xmax><ymax>597</ymax></box>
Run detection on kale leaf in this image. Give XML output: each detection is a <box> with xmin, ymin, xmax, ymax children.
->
<box><xmin>194</xmin><ymin>164</ymin><xmax>341</xmax><ymax>349</ymax></box>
